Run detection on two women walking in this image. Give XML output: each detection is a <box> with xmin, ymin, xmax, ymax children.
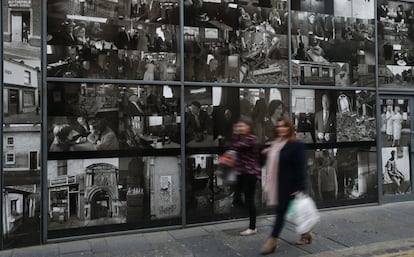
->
<box><xmin>230</xmin><ymin>116</ymin><xmax>312</xmax><ymax>255</ymax></box>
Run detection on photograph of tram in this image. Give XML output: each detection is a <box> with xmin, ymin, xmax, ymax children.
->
<box><xmin>378</xmin><ymin>0</ymin><xmax>414</xmax><ymax>88</ymax></box>
<box><xmin>291</xmin><ymin>0</ymin><xmax>375</xmax><ymax>87</ymax></box>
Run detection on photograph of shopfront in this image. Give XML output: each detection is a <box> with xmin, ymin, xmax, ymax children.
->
<box><xmin>3</xmin><ymin>0</ymin><xmax>41</xmax><ymax>47</ymax></box>
<box><xmin>2</xmin><ymin>0</ymin><xmax>414</xmax><ymax>250</ymax></box>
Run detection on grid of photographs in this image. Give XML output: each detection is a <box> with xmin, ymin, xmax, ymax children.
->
<box><xmin>47</xmin><ymin>83</ymin><xmax>181</xmax><ymax>152</ymax></box>
<box><xmin>3</xmin><ymin>0</ymin><xmax>412</xmax><ymax>244</ymax></box>
<box><xmin>378</xmin><ymin>0</ymin><xmax>414</xmax><ymax>88</ymax></box>
<box><xmin>184</xmin><ymin>86</ymin><xmax>288</xmax><ymax>148</ymax></box>
<box><xmin>3</xmin><ymin>0</ymin><xmax>42</xmax><ymax>249</ymax></box>
<box><xmin>47</xmin><ymin>156</ymin><xmax>181</xmax><ymax>230</ymax></box>
<box><xmin>307</xmin><ymin>147</ymin><xmax>377</xmax><ymax>206</ymax></box>
<box><xmin>47</xmin><ymin>0</ymin><xmax>180</xmax><ymax>80</ymax></box>
<box><xmin>292</xmin><ymin>89</ymin><xmax>376</xmax><ymax>144</ymax></box>
<box><xmin>291</xmin><ymin>0</ymin><xmax>375</xmax><ymax>87</ymax></box>
<box><xmin>184</xmin><ymin>0</ymin><xmax>289</xmax><ymax>84</ymax></box>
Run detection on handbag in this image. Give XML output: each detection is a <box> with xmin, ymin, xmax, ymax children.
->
<box><xmin>286</xmin><ymin>193</ymin><xmax>320</xmax><ymax>234</ymax></box>
<box><xmin>217</xmin><ymin>150</ymin><xmax>238</xmax><ymax>184</ymax></box>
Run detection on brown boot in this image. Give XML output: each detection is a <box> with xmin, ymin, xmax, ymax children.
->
<box><xmin>295</xmin><ymin>232</ymin><xmax>313</xmax><ymax>245</ymax></box>
<box><xmin>260</xmin><ymin>237</ymin><xmax>278</xmax><ymax>255</ymax></box>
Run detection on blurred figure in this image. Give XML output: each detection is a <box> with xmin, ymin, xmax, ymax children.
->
<box><xmin>261</xmin><ymin>116</ymin><xmax>309</xmax><ymax>254</ymax></box>
<box><xmin>231</xmin><ymin>118</ymin><xmax>261</xmax><ymax>236</ymax></box>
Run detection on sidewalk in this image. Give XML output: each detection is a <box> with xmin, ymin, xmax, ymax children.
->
<box><xmin>1</xmin><ymin>201</ymin><xmax>414</xmax><ymax>257</ymax></box>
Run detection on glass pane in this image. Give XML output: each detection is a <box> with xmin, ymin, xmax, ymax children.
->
<box><xmin>47</xmin><ymin>156</ymin><xmax>181</xmax><ymax>236</ymax></box>
<box><xmin>380</xmin><ymin>98</ymin><xmax>412</xmax><ymax>196</ymax></box>
<box><xmin>292</xmin><ymin>0</ymin><xmax>375</xmax><ymax>87</ymax></box>
<box><xmin>3</xmin><ymin>0</ymin><xmax>42</xmax><ymax>248</ymax></box>
<box><xmin>183</xmin><ymin>1</ymin><xmax>289</xmax><ymax>84</ymax></box>
<box><xmin>293</xmin><ymin>89</ymin><xmax>376</xmax><ymax>144</ymax></box>
<box><xmin>307</xmin><ymin>147</ymin><xmax>377</xmax><ymax>207</ymax></box>
<box><xmin>47</xmin><ymin>0</ymin><xmax>180</xmax><ymax>80</ymax></box>
<box><xmin>378</xmin><ymin>1</ymin><xmax>414</xmax><ymax>88</ymax></box>
<box><xmin>47</xmin><ymin>83</ymin><xmax>181</xmax><ymax>153</ymax></box>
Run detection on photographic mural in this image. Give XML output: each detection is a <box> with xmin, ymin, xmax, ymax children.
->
<box><xmin>291</xmin><ymin>0</ymin><xmax>375</xmax><ymax>87</ymax></box>
<box><xmin>47</xmin><ymin>0</ymin><xmax>180</xmax><ymax>80</ymax></box>
<box><xmin>47</xmin><ymin>156</ymin><xmax>181</xmax><ymax>231</ymax></box>
<box><xmin>5</xmin><ymin>0</ymin><xmax>414</xmax><ymax>245</ymax></box>
<box><xmin>3</xmin><ymin>0</ymin><xmax>42</xmax><ymax>249</ymax></box>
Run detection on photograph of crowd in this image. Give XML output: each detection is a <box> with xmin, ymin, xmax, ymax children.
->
<box><xmin>378</xmin><ymin>0</ymin><xmax>414</xmax><ymax>88</ymax></box>
<box><xmin>292</xmin><ymin>89</ymin><xmax>376</xmax><ymax>144</ymax></box>
<box><xmin>380</xmin><ymin>98</ymin><xmax>410</xmax><ymax>148</ymax></box>
<box><xmin>47</xmin><ymin>156</ymin><xmax>181</xmax><ymax>230</ymax></box>
<box><xmin>47</xmin><ymin>0</ymin><xmax>180</xmax><ymax>79</ymax></box>
<box><xmin>47</xmin><ymin>83</ymin><xmax>181</xmax><ymax>152</ymax></box>
<box><xmin>306</xmin><ymin>147</ymin><xmax>377</xmax><ymax>206</ymax></box>
<box><xmin>382</xmin><ymin>147</ymin><xmax>411</xmax><ymax>195</ymax></box>
<box><xmin>184</xmin><ymin>86</ymin><xmax>288</xmax><ymax>148</ymax></box>
<box><xmin>183</xmin><ymin>0</ymin><xmax>289</xmax><ymax>84</ymax></box>
<box><xmin>291</xmin><ymin>10</ymin><xmax>375</xmax><ymax>87</ymax></box>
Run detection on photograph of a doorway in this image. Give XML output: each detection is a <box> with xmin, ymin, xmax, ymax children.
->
<box><xmin>11</xmin><ymin>11</ymin><xmax>30</xmax><ymax>43</ymax></box>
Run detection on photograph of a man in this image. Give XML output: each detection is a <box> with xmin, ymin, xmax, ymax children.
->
<box><xmin>314</xmin><ymin>93</ymin><xmax>336</xmax><ymax>143</ymax></box>
<box><xmin>185</xmin><ymin>101</ymin><xmax>212</xmax><ymax>143</ymax></box>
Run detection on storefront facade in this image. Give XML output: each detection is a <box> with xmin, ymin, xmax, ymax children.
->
<box><xmin>1</xmin><ymin>0</ymin><xmax>414</xmax><ymax>250</ymax></box>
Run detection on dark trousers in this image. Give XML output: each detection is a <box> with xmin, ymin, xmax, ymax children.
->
<box><xmin>271</xmin><ymin>194</ymin><xmax>295</xmax><ymax>237</ymax></box>
<box><xmin>234</xmin><ymin>174</ymin><xmax>257</xmax><ymax>229</ymax></box>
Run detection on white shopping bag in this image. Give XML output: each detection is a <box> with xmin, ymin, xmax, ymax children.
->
<box><xmin>287</xmin><ymin>193</ymin><xmax>320</xmax><ymax>234</ymax></box>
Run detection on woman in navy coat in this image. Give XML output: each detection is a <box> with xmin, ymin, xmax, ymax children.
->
<box><xmin>261</xmin><ymin>116</ymin><xmax>309</xmax><ymax>254</ymax></box>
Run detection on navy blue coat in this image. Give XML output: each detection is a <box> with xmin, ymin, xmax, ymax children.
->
<box><xmin>278</xmin><ymin>140</ymin><xmax>307</xmax><ymax>200</ymax></box>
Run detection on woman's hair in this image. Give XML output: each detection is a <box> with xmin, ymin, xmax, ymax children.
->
<box><xmin>268</xmin><ymin>99</ymin><xmax>285</xmax><ymax>117</ymax></box>
<box><xmin>274</xmin><ymin>116</ymin><xmax>296</xmax><ymax>141</ymax></box>
<box><xmin>237</xmin><ymin>117</ymin><xmax>255</xmax><ymax>135</ymax></box>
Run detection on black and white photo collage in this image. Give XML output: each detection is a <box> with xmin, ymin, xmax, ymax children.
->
<box><xmin>305</xmin><ymin>147</ymin><xmax>377</xmax><ymax>206</ymax></box>
<box><xmin>291</xmin><ymin>0</ymin><xmax>375</xmax><ymax>87</ymax></box>
<box><xmin>47</xmin><ymin>83</ymin><xmax>181</xmax><ymax>153</ymax></box>
<box><xmin>292</xmin><ymin>89</ymin><xmax>376</xmax><ymax>144</ymax></box>
<box><xmin>184</xmin><ymin>0</ymin><xmax>289</xmax><ymax>84</ymax></box>
<box><xmin>3</xmin><ymin>0</ymin><xmax>42</xmax><ymax>248</ymax></box>
<box><xmin>47</xmin><ymin>156</ymin><xmax>181</xmax><ymax>231</ymax></box>
<box><xmin>378</xmin><ymin>0</ymin><xmax>414</xmax><ymax>88</ymax></box>
<box><xmin>380</xmin><ymin>98</ymin><xmax>412</xmax><ymax>196</ymax></box>
<box><xmin>47</xmin><ymin>0</ymin><xmax>180</xmax><ymax>80</ymax></box>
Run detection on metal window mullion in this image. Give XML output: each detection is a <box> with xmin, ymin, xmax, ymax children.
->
<box><xmin>41</xmin><ymin>0</ymin><xmax>49</xmax><ymax>243</ymax></box>
<box><xmin>179</xmin><ymin>0</ymin><xmax>186</xmax><ymax>228</ymax></box>
<box><xmin>0</xmin><ymin>0</ymin><xmax>4</xmax><ymax>249</ymax></box>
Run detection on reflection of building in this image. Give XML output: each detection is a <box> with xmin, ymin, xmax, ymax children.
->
<box><xmin>3</xmin><ymin>0</ymin><xmax>41</xmax><ymax>46</ymax></box>
<box><xmin>48</xmin><ymin>160</ymin><xmax>121</xmax><ymax>225</ymax></box>
<box><xmin>3</xmin><ymin>59</ymin><xmax>40</xmax><ymax>116</ymax></box>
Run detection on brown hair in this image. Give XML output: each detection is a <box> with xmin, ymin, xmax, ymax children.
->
<box><xmin>237</xmin><ymin>117</ymin><xmax>255</xmax><ymax>135</ymax></box>
<box><xmin>274</xmin><ymin>116</ymin><xmax>296</xmax><ymax>141</ymax></box>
